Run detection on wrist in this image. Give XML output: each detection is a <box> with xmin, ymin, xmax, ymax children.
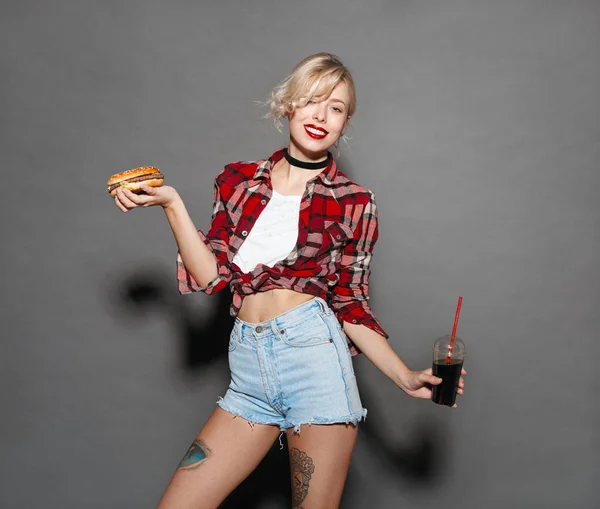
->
<box><xmin>392</xmin><ymin>364</ymin><xmax>412</xmax><ymax>391</ymax></box>
<box><xmin>163</xmin><ymin>191</ymin><xmax>182</xmax><ymax>211</ymax></box>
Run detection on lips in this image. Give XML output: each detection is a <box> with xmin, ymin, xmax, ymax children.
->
<box><xmin>304</xmin><ymin>124</ymin><xmax>329</xmax><ymax>140</ymax></box>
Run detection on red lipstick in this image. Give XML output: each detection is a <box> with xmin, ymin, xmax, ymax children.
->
<box><xmin>304</xmin><ymin>124</ymin><xmax>328</xmax><ymax>140</ymax></box>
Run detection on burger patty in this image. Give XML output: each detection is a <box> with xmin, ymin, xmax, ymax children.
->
<box><xmin>108</xmin><ymin>173</ymin><xmax>164</xmax><ymax>193</ymax></box>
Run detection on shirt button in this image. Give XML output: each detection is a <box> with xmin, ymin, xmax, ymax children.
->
<box><xmin>241</xmin><ymin>230</ymin><xmax>248</xmax><ymax>237</ymax></box>
<box><xmin>352</xmin><ymin>319</ymin><xmax>357</xmax><ymax>324</ymax></box>
<box><xmin>261</xmin><ymin>199</ymin><xmax>266</xmax><ymax>205</ymax></box>
<box><xmin>336</xmin><ymin>234</ymin><xmax>341</xmax><ymax>240</ymax></box>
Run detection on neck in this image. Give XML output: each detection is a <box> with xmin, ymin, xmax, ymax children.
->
<box><xmin>286</xmin><ymin>143</ymin><xmax>329</xmax><ymax>164</ymax></box>
<box><xmin>283</xmin><ymin>148</ymin><xmax>331</xmax><ymax>170</ymax></box>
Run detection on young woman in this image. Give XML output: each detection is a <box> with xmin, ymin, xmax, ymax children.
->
<box><xmin>113</xmin><ymin>53</ymin><xmax>465</xmax><ymax>509</ymax></box>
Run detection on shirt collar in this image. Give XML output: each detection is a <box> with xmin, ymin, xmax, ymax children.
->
<box><xmin>253</xmin><ymin>148</ymin><xmax>338</xmax><ymax>187</ymax></box>
<box><xmin>252</xmin><ymin>149</ymin><xmax>283</xmax><ymax>181</ymax></box>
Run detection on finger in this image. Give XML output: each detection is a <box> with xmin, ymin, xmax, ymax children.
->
<box><xmin>116</xmin><ymin>189</ymin><xmax>139</xmax><ymax>209</ymax></box>
<box><xmin>422</xmin><ymin>373</ymin><xmax>442</xmax><ymax>385</ymax></box>
<box><xmin>139</xmin><ymin>183</ymin><xmax>156</xmax><ymax>195</ymax></box>
<box><xmin>457</xmin><ymin>388</ymin><xmax>464</xmax><ymax>395</ymax></box>
<box><xmin>409</xmin><ymin>387</ymin><xmax>433</xmax><ymax>400</ymax></box>
<box><xmin>461</xmin><ymin>368</ymin><xmax>467</xmax><ymax>375</ymax></box>
<box><xmin>113</xmin><ymin>194</ymin><xmax>128</xmax><ymax>213</ymax></box>
<box><xmin>423</xmin><ymin>368</ymin><xmax>433</xmax><ymax>376</ymax></box>
<box><xmin>458</xmin><ymin>377</ymin><xmax>465</xmax><ymax>389</ymax></box>
<box><xmin>123</xmin><ymin>188</ymin><xmax>155</xmax><ymax>207</ymax></box>
<box><xmin>121</xmin><ymin>188</ymin><xmax>146</xmax><ymax>204</ymax></box>
<box><xmin>452</xmin><ymin>403</ymin><xmax>458</xmax><ymax>408</ymax></box>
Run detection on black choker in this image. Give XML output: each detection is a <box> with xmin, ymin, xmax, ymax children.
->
<box><xmin>283</xmin><ymin>148</ymin><xmax>331</xmax><ymax>170</ymax></box>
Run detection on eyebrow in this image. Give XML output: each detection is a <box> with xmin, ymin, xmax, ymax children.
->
<box><xmin>329</xmin><ymin>98</ymin><xmax>347</xmax><ymax>106</ymax></box>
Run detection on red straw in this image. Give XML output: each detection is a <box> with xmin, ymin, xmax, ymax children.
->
<box><xmin>446</xmin><ymin>296</ymin><xmax>463</xmax><ymax>365</ymax></box>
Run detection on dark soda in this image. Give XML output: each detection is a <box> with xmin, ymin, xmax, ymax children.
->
<box><xmin>432</xmin><ymin>358</ymin><xmax>463</xmax><ymax>406</ymax></box>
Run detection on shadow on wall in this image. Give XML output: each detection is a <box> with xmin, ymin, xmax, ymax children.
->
<box><xmin>113</xmin><ymin>266</ymin><xmax>446</xmax><ymax>507</ymax></box>
<box><xmin>118</xmin><ymin>268</ymin><xmax>235</xmax><ymax>369</ymax></box>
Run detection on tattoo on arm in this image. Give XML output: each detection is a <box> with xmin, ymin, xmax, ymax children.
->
<box><xmin>178</xmin><ymin>439</ymin><xmax>212</xmax><ymax>470</ymax></box>
<box><xmin>290</xmin><ymin>447</ymin><xmax>315</xmax><ymax>509</ymax></box>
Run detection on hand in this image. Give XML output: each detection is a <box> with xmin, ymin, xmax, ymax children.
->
<box><xmin>113</xmin><ymin>184</ymin><xmax>178</xmax><ymax>212</ymax></box>
<box><xmin>398</xmin><ymin>367</ymin><xmax>467</xmax><ymax>407</ymax></box>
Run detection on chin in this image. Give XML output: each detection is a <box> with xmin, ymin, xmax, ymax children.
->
<box><xmin>292</xmin><ymin>136</ymin><xmax>333</xmax><ymax>156</ymax></box>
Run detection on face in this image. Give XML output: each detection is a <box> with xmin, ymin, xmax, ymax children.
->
<box><xmin>287</xmin><ymin>80</ymin><xmax>351</xmax><ymax>159</ymax></box>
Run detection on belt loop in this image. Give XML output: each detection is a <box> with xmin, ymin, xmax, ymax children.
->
<box><xmin>316</xmin><ymin>297</ymin><xmax>327</xmax><ymax>314</ymax></box>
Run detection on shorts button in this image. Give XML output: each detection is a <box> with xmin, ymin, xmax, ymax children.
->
<box><xmin>241</xmin><ymin>230</ymin><xmax>248</xmax><ymax>237</ymax></box>
<box><xmin>255</xmin><ymin>325</ymin><xmax>263</xmax><ymax>333</ymax></box>
<box><xmin>280</xmin><ymin>329</ymin><xmax>285</xmax><ymax>334</ymax></box>
<box><xmin>329</xmin><ymin>338</ymin><xmax>333</xmax><ymax>343</ymax></box>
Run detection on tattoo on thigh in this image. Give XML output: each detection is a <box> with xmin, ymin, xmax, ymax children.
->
<box><xmin>290</xmin><ymin>447</ymin><xmax>315</xmax><ymax>509</ymax></box>
<box><xmin>178</xmin><ymin>439</ymin><xmax>212</xmax><ymax>470</ymax></box>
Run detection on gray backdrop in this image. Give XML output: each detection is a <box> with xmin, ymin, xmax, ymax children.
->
<box><xmin>1</xmin><ymin>1</ymin><xmax>598</xmax><ymax>508</ymax></box>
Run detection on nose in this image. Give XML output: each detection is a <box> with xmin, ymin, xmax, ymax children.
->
<box><xmin>312</xmin><ymin>102</ymin><xmax>326</xmax><ymax>122</ymax></box>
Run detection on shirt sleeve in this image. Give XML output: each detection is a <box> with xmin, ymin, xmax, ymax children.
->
<box><xmin>176</xmin><ymin>178</ymin><xmax>232</xmax><ymax>295</ymax></box>
<box><xmin>329</xmin><ymin>191</ymin><xmax>388</xmax><ymax>354</ymax></box>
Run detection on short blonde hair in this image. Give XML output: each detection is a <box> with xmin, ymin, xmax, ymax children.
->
<box><xmin>265</xmin><ymin>52</ymin><xmax>356</xmax><ymax>130</ymax></box>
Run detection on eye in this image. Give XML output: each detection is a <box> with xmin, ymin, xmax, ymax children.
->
<box><xmin>332</xmin><ymin>107</ymin><xmax>343</xmax><ymax>113</ymax></box>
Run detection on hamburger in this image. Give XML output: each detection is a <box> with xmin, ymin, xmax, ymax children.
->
<box><xmin>107</xmin><ymin>167</ymin><xmax>164</xmax><ymax>197</ymax></box>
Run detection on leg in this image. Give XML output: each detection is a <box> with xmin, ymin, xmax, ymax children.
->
<box><xmin>157</xmin><ymin>407</ymin><xmax>281</xmax><ymax>509</ymax></box>
<box><xmin>286</xmin><ymin>423</ymin><xmax>359</xmax><ymax>509</ymax></box>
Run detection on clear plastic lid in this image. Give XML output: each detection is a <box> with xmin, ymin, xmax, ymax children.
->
<box><xmin>432</xmin><ymin>334</ymin><xmax>466</xmax><ymax>361</ymax></box>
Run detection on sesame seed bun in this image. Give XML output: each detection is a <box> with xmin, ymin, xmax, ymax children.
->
<box><xmin>107</xmin><ymin>167</ymin><xmax>164</xmax><ymax>197</ymax></box>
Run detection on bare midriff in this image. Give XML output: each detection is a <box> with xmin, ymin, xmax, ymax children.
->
<box><xmin>237</xmin><ymin>288</ymin><xmax>315</xmax><ymax>324</ymax></box>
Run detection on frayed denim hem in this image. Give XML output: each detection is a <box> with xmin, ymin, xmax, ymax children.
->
<box><xmin>217</xmin><ymin>398</ymin><xmax>367</xmax><ymax>437</ymax></box>
<box><xmin>216</xmin><ymin>398</ymin><xmax>288</xmax><ymax>432</ymax></box>
<box><xmin>284</xmin><ymin>407</ymin><xmax>368</xmax><ymax>435</ymax></box>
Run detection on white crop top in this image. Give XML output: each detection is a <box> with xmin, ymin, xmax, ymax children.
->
<box><xmin>232</xmin><ymin>189</ymin><xmax>302</xmax><ymax>274</ymax></box>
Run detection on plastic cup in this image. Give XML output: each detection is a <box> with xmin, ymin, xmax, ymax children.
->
<box><xmin>431</xmin><ymin>334</ymin><xmax>466</xmax><ymax>406</ymax></box>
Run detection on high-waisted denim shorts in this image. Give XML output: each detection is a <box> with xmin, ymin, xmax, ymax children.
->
<box><xmin>217</xmin><ymin>297</ymin><xmax>367</xmax><ymax>433</ymax></box>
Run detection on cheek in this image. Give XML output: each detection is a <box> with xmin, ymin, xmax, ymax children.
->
<box><xmin>290</xmin><ymin>106</ymin><xmax>310</xmax><ymax>121</ymax></box>
<box><xmin>332</xmin><ymin>118</ymin><xmax>347</xmax><ymax>135</ymax></box>
<box><xmin>288</xmin><ymin>113</ymin><xmax>305</xmax><ymax>130</ymax></box>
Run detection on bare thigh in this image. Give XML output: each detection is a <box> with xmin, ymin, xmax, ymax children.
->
<box><xmin>157</xmin><ymin>407</ymin><xmax>281</xmax><ymax>509</ymax></box>
<box><xmin>286</xmin><ymin>423</ymin><xmax>359</xmax><ymax>509</ymax></box>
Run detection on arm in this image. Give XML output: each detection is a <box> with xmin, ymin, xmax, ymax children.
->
<box><xmin>343</xmin><ymin>322</ymin><xmax>448</xmax><ymax>400</ymax></box>
<box><xmin>343</xmin><ymin>323</ymin><xmax>410</xmax><ymax>387</ymax></box>
<box><xmin>164</xmin><ymin>194</ymin><xmax>219</xmax><ymax>288</ymax></box>
<box><xmin>328</xmin><ymin>191</ymin><xmax>387</xmax><ymax>342</ymax></box>
<box><xmin>330</xmin><ymin>192</ymin><xmax>464</xmax><ymax>400</ymax></box>
<box><xmin>114</xmin><ymin>180</ymin><xmax>232</xmax><ymax>293</ymax></box>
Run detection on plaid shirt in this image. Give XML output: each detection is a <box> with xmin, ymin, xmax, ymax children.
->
<box><xmin>177</xmin><ymin>148</ymin><xmax>388</xmax><ymax>354</ymax></box>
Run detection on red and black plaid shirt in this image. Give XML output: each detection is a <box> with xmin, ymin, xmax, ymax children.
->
<box><xmin>177</xmin><ymin>148</ymin><xmax>388</xmax><ymax>354</ymax></box>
